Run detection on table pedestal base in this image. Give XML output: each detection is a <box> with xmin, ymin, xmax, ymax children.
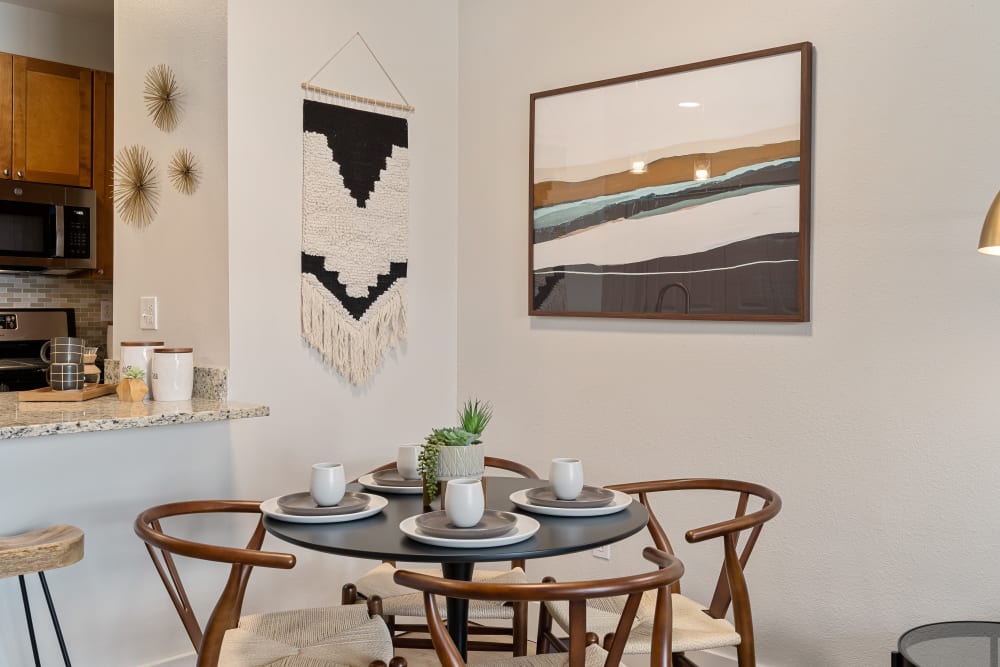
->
<box><xmin>442</xmin><ymin>561</ymin><xmax>474</xmax><ymax>660</ymax></box>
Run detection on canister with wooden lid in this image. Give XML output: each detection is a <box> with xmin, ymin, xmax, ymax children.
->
<box><xmin>151</xmin><ymin>348</ymin><xmax>194</xmax><ymax>401</ymax></box>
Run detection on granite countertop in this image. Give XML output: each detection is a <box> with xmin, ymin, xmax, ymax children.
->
<box><xmin>0</xmin><ymin>392</ymin><xmax>269</xmax><ymax>440</ymax></box>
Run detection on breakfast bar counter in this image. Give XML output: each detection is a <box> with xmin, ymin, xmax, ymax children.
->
<box><xmin>0</xmin><ymin>392</ymin><xmax>269</xmax><ymax>440</ymax></box>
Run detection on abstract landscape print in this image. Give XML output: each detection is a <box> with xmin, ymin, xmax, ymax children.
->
<box><xmin>530</xmin><ymin>43</ymin><xmax>812</xmax><ymax>321</ymax></box>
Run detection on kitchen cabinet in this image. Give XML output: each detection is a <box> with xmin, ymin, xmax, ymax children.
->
<box><xmin>78</xmin><ymin>70</ymin><xmax>113</xmax><ymax>280</ymax></box>
<box><xmin>1</xmin><ymin>53</ymin><xmax>92</xmax><ymax>187</ymax></box>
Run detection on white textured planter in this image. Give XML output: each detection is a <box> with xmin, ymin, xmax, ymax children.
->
<box><xmin>437</xmin><ymin>443</ymin><xmax>485</xmax><ymax>480</ymax></box>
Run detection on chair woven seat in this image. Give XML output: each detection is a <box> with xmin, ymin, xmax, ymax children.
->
<box><xmin>544</xmin><ymin>592</ymin><xmax>741</xmax><ymax>654</ymax></box>
<box><xmin>356</xmin><ymin>563</ymin><xmax>526</xmax><ymax>619</ymax></box>
<box><xmin>474</xmin><ymin>644</ymin><xmax>613</xmax><ymax>667</ymax></box>
<box><xmin>220</xmin><ymin>604</ymin><xmax>394</xmax><ymax>667</ymax></box>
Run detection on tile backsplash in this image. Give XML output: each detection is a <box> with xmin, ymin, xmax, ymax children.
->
<box><xmin>0</xmin><ymin>275</ymin><xmax>112</xmax><ymax>355</ymax></box>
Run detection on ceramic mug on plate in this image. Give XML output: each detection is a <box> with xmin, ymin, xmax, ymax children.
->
<box><xmin>397</xmin><ymin>444</ymin><xmax>422</xmax><ymax>480</ymax></box>
<box><xmin>445</xmin><ymin>478</ymin><xmax>485</xmax><ymax>528</ymax></box>
<box><xmin>310</xmin><ymin>462</ymin><xmax>346</xmax><ymax>507</ymax></box>
<box><xmin>550</xmin><ymin>458</ymin><xmax>584</xmax><ymax>500</ymax></box>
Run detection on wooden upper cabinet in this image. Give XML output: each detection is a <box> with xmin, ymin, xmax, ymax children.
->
<box><xmin>10</xmin><ymin>56</ymin><xmax>92</xmax><ymax>187</ymax></box>
<box><xmin>0</xmin><ymin>53</ymin><xmax>11</xmax><ymax>180</ymax></box>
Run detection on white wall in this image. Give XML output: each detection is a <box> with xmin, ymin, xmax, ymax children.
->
<box><xmin>457</xmin><ymin>2</ymin><xmax>1000</xmax><ymax>666</ymax></box>
<box><xmin>226</xmin><ymin>0</ymin><xmax>458</xmax><ymax>637</ymax></box>
<box><xmin>0</xmin><ymin>1</ymin><xmax>113</xmax><ymax>71</ymax></box>
<box><xmin>113</xmin><ymin>0</ymin><xmax>230</xmax><ymax>367</ymax></box>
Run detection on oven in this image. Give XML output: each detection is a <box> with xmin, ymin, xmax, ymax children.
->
<box><xmin>0</xmin><ymin>308</ymin><xmax>75</xmax><ymax>391</ymax></box>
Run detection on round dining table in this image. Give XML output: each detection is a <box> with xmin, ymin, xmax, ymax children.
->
<box><xmin>263</xmin><ymin>475</ymin><xmax>650</xmax><ymax>659</ymax></box>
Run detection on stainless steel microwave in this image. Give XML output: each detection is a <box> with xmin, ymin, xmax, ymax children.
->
<box><xmin>0</xmin><ymin>181</ymin><xmax>97</xmax><ymax>274</ymax></box>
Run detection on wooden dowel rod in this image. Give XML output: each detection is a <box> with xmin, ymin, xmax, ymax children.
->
<box><xmin>300</xmin><ymin>82</ymin><xmax>414</xmax><ymax>112</ymax></box>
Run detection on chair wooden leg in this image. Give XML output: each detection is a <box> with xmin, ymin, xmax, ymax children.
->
<box><xmin>735</xmin><ymin>639</ymin><xmax>756</xmax><ymax>667</ymax></box>
<box><xmin>536</xmin><ymin>577</ymin><xmax>557</xmax><ymax>654</ymax></box>
<box><xmin>512</xmin><ymin>600</ymin><xmax>528</xmax><ymax>656</ymax></box>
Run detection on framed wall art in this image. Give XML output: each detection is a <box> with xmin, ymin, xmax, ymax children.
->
<box><xmin>529</xmin><ymin>42</ymin><xmax>813</xmax><ymax>321</ymax></box>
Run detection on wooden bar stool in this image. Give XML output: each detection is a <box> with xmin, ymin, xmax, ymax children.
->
<box><xmin>0</xmin><ymin>525</ymin><xmax>84</xmax><ymax>667</ymax></box>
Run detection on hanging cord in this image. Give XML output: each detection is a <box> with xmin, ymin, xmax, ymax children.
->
<box><xmin>302</xmin><ymin>31</ymin><xmax>414</xmax><ymax>113</ymax></box>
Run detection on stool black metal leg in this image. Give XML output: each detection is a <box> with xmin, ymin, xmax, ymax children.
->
<box><xmin>18</xmin><ymin>574</ymin><xmax>42</xmax><ymax>667</ymax></box>
<box><xmin>38</xmin><ymin>571</ymin><xmax>72</xmax><ymax>667</ymax></box>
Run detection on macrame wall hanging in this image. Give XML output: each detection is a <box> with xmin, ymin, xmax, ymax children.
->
<box><xmin>300</xmin><ymin>33</ymin><xmax>414</xmax><ymax>386</ymax></box>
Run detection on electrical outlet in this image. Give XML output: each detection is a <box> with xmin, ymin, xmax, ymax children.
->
<box><xmin>592</xmin><ymin>545</ymin><xmax>612</xmax><ymax>561</ymax></box>
<box><xmin>100</xmin><ymin>300</ymin><xmax>113</xmax><ymax>322</ymax></box>
<box><xmin>140</xmin><ymin>296</ymin><xmax>158</xmax><ymax>330</ymax></box>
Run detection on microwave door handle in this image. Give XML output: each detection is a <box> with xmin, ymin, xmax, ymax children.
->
<box><xmin>55</xmin><ymin>205</ymin><xmax>65</xmax><ymax>258</ymax></box>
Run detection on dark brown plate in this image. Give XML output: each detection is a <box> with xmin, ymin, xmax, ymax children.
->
<box><xmin>524</xmin><ymin>485</ymin><xmax>615</xmax><ymax>508</ymax></box>
<box><xmin>276</xmin><ymin>491</ymin><xmax>370</xmax><ymax>516</ymax></box>
<box><xmin>414</xmin><ymin>510</ymin><xmax>518</xmax><ymax>539</ymax></box>
<box><xmin>372</xmin><ymin>468</ymin><xmax>423</xmax><ymax>487</ymax></box>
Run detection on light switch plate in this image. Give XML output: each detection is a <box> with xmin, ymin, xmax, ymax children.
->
<box><xmin>100</xmin><ymin>300</ymin><xmax>112</xmax><ymax>322</ymax></box>
<box><xmin>140</xmin><ymin>296</ymin><xmax>158</xmax><ymax>330</ymax></box>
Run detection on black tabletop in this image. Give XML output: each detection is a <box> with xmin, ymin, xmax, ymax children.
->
<box><xmin>897</xmin><ymin>622</ymin><xmax>1000</xmax><ymax>666</ymax></box>
<box><xmin>264</xmin><ymin>476</ymin><xmax>649</xmax><ymax>564</ymax></box>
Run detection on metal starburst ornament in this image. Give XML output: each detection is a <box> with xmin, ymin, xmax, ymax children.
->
<box><xmin>144</xmin><ymin>64</ymin><xmax>180</xmax><ymax>132</ymax></box>
<box><xmin>168</xmin><ymin>148</ymin><xmax>200</xmax><ymax>195</ymax></box>
<box><xmin>113</xmin><ymin>145</ymin><xmax>159</xmax><ymax>227</ymax></box>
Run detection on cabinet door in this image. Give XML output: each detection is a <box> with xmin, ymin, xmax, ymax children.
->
<box><xmin>11</xmin><ymin>56</ymin><xmax>92</xmax><ymax>187</ymax></box>
<box><xmin>79</xmin><ymin>71</ymin><xmax>113</xmax><ymax>280</ymax></box>
<box><xmin>0</xmin><ymin>53</ymin><xmax>11</xmax><ymax>180</ymax></box>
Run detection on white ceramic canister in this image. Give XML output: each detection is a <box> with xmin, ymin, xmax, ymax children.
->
<box><xmin>120</xmin><ymin>341</ymin><xmax>164</xmax><ymax>398</ymax></box>
<box><xmin>151</xmin><ymin>348</ymin><xmax>194</xmax><ymax>401</ymax></box>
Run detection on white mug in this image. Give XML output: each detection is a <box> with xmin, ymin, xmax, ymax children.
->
<box><xmin>550</xmin><ymin>458</ymin><xmax>584</xmax><ymax>500</ymax></box>
<box><xmin>445</xmin><ymin>478</ymin><xmax>485</xmax><ymax>528</ymax></box>
<box><xmin>310</xmin><ymin>462</ymin><xmax>346</xmax><ymax>506</ymax></box>
<box><xmin>397</xmin><ymin>444</ymin><xmax>422</xmax><ymax>480</ymax></box>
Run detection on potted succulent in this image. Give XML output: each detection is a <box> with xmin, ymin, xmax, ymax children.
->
<box><xmin>418</xmin><ymin>399</ymin><xmax>493</xmax><ymax>501</ymax></box>
<box><xmin>117</xmin><ymin>366</ymin><xmax>148</xmax><ymax>402</ymax></box>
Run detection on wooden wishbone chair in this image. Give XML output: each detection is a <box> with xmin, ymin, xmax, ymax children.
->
<box><xmin>135</xmin><ymin>500</ymin><xmax>406</xmax><ymax>667</ymax></box>
<box><xmin>395</xmin><ymin>546</ymin><xmax>684</xmax><ymax>667</ymax></box>
<box><xmin>536</xmin><ymin>479</ymin><xmax>781</xmax><ymax>667</ymax></box>
<box><xmin>343</xmin><ymin>457</ymin><xmax>538</xmax><ymax>655</ymax></box>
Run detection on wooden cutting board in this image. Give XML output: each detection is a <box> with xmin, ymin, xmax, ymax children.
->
<box><xmin>18</xmin><ymin>383</ymin><xmax>119</xmax><ymax>402</ymax></box>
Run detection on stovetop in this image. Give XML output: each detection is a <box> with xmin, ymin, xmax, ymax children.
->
<box><xmin>0</xmin><ymin>358</ymin><xmax>47</xmax><ymax>371</ymax></box>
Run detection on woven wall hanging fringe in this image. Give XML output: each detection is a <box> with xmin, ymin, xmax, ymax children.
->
<box><xmin>301</xmin><ymin>33</ymin><xmax>413</xmax><ymax>385</ymax></box>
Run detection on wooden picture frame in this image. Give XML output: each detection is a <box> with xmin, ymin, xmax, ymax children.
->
<box><xmin>529</xmin><ymin>42</ymin><xmax>813</xmax><ymax>321</ymax></box>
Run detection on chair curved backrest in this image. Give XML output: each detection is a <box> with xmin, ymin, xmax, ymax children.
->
<box><xmin>134</xmin><ymin>500</ymin><xmax>296</xmax><ymax>667</ymax></box>
<box><xmin>395</xmin><ymin>547</ymin><xmax>683</xmax><ymax>667</ymax></box>
<box><xmin>359</xmin><ymin>456</ymin><xmax>540</xmax><ymax>481</ymax></box>
<box><xmin>608</xmin><ymin>479</ymin><xmax>781</xmax><ymax>663</ymax></box>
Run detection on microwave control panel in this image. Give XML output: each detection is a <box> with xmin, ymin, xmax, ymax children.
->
<box><xmin>64</xmin><ymin>207</ymin><xmax>90</xmax><ymax>258</ymax></box>
<box><xmin>0</xmin><ymin>314</ymin><xmax>16</xmax><ymax>330</ymax></box>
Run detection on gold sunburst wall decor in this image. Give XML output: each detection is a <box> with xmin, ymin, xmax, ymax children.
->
<box><xmin>113</xmin><ymin>144</ymin><xmax>159</xmax><ymax>228</ymax></box>
<box><xmin>168</xmin><ymin>148</ymin><xmax>200</xmax><ymax>195</ymax></box>
<box><xmin>144</xmin><ymin>64</ymin><xmax>180</xmax><ymax>131</ymax></box>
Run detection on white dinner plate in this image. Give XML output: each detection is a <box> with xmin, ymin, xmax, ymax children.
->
<box><xmin>400</xmin><ymin>512</ymin><xmax>540</xmax><ymax>549</ymax></box>
<box><xmin>261</xmin><ymin>493</ymin><xmax>388</xmax><ymax>524</ymax></box>
<box><xmin>358</xmin><ymin>472</ymin><xmax>424</xmax><ymax>495</ymax></box>
<box><xmin>508</xmin><ymin>489</ymin><xmax>632</xmax><ymax>517</ymax></box>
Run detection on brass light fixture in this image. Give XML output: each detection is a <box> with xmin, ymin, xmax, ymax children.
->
<box><xmin>978</xmin><ymin>190</ymin><xmax>1000</xmax><ymax>255</ymax></box>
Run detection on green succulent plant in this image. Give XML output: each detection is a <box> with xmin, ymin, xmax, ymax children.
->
<box><xmin>123</xmin><ymin>366</ymin><xmax>146</xmax><ymax>380</ymax></box>
<box><xmin>418</xmin><ymin>427</ymin><xmax>478</xmax><ymax>501</ymax></box>
<box><xmin>458</xmin><ymin>398</ymin><xmax>493</xmax><ymax>439</ymax></box>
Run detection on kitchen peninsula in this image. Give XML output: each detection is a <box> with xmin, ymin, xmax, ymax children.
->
<box><xmin>0</xmin><ymin>393</ymin><xmax>268</xmax><ymax>440</ymax></box>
